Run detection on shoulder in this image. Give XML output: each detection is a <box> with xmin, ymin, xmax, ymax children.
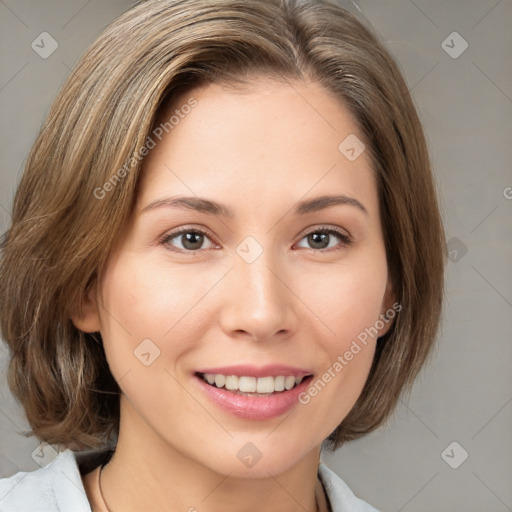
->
<box><xmin>0</xmin><ymin>449</ymin><xmax>92</xmax><ymax>512</ymax></box>
<box><xmin>319</xmin><ymin>462</ymin><xmax>381</xmax><ymax>512</ymax></box>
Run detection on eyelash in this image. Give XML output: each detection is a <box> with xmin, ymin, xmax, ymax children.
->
<box><xmin>159</xmin><ymin>225</ymin><xmax>353</xmax><ymax>254</ymax></box>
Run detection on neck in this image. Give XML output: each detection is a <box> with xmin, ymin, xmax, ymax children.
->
<box><xmin>98</xmin><ymin>396</ymin><xmax>324</xmax><ymax>512</ymax></box>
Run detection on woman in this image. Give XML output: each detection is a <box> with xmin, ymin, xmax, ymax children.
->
<box><xmin>0</xmin><ymin>0</ymin><xmax>446</xmax><ymax>510</ymax></box>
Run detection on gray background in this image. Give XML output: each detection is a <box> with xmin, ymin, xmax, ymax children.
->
<box><xmin>0</xmin><ymin>1</ymin><xmax>511</xmax><ymax>511</ymax></box>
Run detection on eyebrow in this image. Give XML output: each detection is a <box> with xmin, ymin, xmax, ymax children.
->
<box><xmin>141</xmin><ymin>194</ymin><xmax>368</xmax><ymax>217</ymax></box>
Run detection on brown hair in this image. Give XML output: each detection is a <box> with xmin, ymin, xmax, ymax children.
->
<box><xmin>0</xmin><ymin>0</ymin><xmax>446</xmax><ymax>452</ymax></box>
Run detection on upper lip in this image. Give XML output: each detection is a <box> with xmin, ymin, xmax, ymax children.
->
<box><xmin>195</xmin><ymin>364</ymin><xmax>313</xmax><ymax>378</ymax></box>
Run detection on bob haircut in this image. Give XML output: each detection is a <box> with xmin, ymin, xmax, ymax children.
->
<box><xmin>0</xmin><ymin>0</ymin><xmax>446</xmax><ymax>452</ymax></box>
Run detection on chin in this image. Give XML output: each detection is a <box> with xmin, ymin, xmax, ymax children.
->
<box><xmin>194</xmin><ymin>435</ymin><xmax>318</xmax><ymax>479</ymax></box>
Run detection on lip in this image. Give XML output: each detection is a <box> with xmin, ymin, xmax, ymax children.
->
<box><xmin>194</xmin><ymin>369</ymin><xmax>314</xmax><ymax>421</ymax></box>
<box><xmin>194</xmin><ymin>364</ymin><xmax>313</xmax><ymax>378</ymax></box>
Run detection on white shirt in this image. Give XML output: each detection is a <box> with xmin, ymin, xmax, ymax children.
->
<box><xmin>0</xmin><ymin>449</ymin><xmax>380</xmax><ymax>511</ymax></box>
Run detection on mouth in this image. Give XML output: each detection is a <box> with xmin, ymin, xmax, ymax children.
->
<box><xmin>193</xmin><ymin>366</ymin><xmax>314</xmax><ymax>420</ymax></box>
<box><xmin>195</xmin><ymin>372</ymin><xmax>314</xmax><ymax>397</ymax></box>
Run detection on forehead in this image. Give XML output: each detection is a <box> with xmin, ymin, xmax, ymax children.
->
<box><xmin>137</xmin><ymin>78</ymin><xmax>377</xmax><ymax>218</ymax></box>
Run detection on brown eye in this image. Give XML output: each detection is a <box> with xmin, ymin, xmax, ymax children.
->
<box><xmin>161</xmin><ymin>228</ymin><xmax>215</xmax><ymax>253</ymax></box>
<box><xmin>296</xmin><ymin>227</ymin><xmax>352</xmax><ymax>251</ymax></box>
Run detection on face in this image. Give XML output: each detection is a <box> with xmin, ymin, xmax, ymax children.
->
<box><xmin>74</xmin><ymin>77</ymin><xmax>394</xmax><ymax>478</ymax></box>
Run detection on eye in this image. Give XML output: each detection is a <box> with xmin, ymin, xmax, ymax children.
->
<box><xmin>159</xmin><ymin>225</ymin><xmax>352</xmax><ymax>254</ymax></box>
<box><xmin>295</xmin><ymin>226</ymin><xmax>352</xmax><ymax>252</ymax></box>
<box><xmin>160</xmin><ymin>226</ymin><xmax>217</xmax><ymax>253</ymax></box>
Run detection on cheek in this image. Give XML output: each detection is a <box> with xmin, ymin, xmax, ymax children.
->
<box><xmin>100</xmin><ymin>255</ymin><xmax>186</xmax><ymax>336</ymax></box>
<box><xmin>295</xmin><ymin>255</ymin><xmax>386</xmax><ymax>422</ymax></box>
<box><xmin>304</xmin><ymin>256</ymin><xmax>388</xmax><ymax>350</ymax></box>
<box><xmin>96</xmin><ymin>257</ymin><xmax>197</xmax><ymax>412</ymax></box>
<box><xmin>97</xmin><ymin>253</ymin><xmax>219</xmax><ymax>374</ymax></box>
<box><xmin>312</xmin><ymin>341</ymin><xmax>376</xmax><ymax>440</ymax></box>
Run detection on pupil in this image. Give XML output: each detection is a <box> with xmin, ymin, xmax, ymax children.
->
<box><xmin>180</xmin><ymin>232</ymin><xmax>330</xmax><ymax>251</ymax></box>
<box><xmin>309</xmin><ymin>232</ymin><xmax>328</xmax><ymax>249</ymax></box>
<box><xmin>183</xmin><ymin>232</ymin><xmax>203</xmax><ymax>250</ymax></box>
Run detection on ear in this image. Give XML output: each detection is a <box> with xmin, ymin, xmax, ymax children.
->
<box><xmin>377</xmin><ymin>278</ymin><xmax>398</xmax><ymax>338</ymax></box>
<box><xmin>71</xmin><ymin>280</ymin><xmax>101</xmax><ymax>333</ymax></box>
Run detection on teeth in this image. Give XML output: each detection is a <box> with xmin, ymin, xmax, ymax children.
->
<box><xmin>274</xmin><ymin>376</ymin><xmax>285</xmax><ymax>391</ymax></box>
<box><xmin>201</xmin><ymin>373</ymin><xmax>308</xmax><ymax>394</ymax></box>
<box><xmin>225</xmin><ymin>375</ymin><xmax>238</xmax><ymax>391</ymax></box>
<box><xmin>239</xmin><ymin>376</ymin><xmax>256</xmax><ymax>392</ymax></box>
<box><xmin>256</xmin><ymin>376</ymin><xmax>274</xmax><ymax>394</ymax></box>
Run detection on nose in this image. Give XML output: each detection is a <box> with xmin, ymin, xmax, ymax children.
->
<box><xmin>218</xmin><ymin>247</ymin><xmax>299</xmax><ymax>342</ymax></box>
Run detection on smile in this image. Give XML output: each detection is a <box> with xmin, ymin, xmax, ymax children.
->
<box><xmin>193</xmin><ymin>366</ymin><xmax>314</xmax><ymax>420</ymax></box>
<box><xmin>198</xmin><ymin>373</ymin><xmax>309</xmax><ymax>395</ymax></box>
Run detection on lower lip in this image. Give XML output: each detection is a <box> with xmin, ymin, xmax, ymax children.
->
<box><xmin>194</xmin><ymin>375</ymin><xmax>313</xmax><ymax>420</ymax></box>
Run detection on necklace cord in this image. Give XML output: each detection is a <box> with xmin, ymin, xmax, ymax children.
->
<box><xmin>97</xmin><ymin>462</ymin><xmax>323</xmax><ymax>512</ymax></box>
<box><xmin>98</xmin><ymin>462</ymin><xmax>113</xmax><ymax>512</ymax></box>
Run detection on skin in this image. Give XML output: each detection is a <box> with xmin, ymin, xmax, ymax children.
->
<box><xmin>74</xmin><ymin>77</ymin><xmax>395</xmax><ymax>512</ymax></box>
